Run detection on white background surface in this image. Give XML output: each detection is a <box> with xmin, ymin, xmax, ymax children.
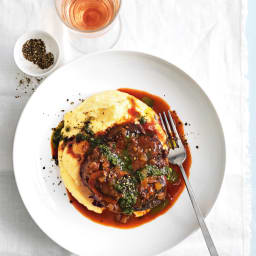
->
<box><xmin>0</xmin><ymin>0</ymin><xmax>250</xmax><ymax>255</ymax></box>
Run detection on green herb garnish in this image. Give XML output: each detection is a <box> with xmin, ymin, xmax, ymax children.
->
<box><xmin>135</xmin><ymin>169</ymin><xmax>147</xmax><ymax>181</ymax></box>
<box><xmin>168</xmin><ymin>168</ymin><xmax>179</xmax><ymax>183</ymax></box>
<box><xmin>122</xmin><ymin>149</ymin><xmax>133</xmax><ymax>171</ymax></box>
<box><xmin>75</xmin><ymin>133</ymin><xmax>87</xmax><ymax>143</ymax></box>
<box><xmin>83</xmin><ymin>121</ymin><xmax>94</xmax><ymax>136</ymax></box>
<box><xmin>141</xmin><ymin>97</ymin><xmax>154</xmax><ymax>107</ymax></box>
<box><xmin>115</xmin><ymin>176</ymin><xmax>138</xmax><ymax>214</ymax></box>
<box><xmin>52</xmin><ymin>121</ymin><xmax>64</xmax><ymax>150</ymax></box>
<box><xmin>135</xmin><ymin>165</ymin><xmax>178</xmax><ymax>183</ymax></box>
<box><xmin>146</xmin><ymin>165</ymin><xmax>169</xmax><ymax>177</ymax></box>
<box><xmin>99</xmin><ymin>144</ymin><xmax>125</xmax><ymax>168</ymax></box>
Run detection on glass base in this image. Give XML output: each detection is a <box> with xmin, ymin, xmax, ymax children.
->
<box><xmin>68</xmin><ymin>16</ymin><xmax>122</xmax><ymax>53</ymax></box>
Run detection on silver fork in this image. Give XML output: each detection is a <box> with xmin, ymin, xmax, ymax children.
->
<box><xmin>159</xmin><ymin>110</ymin><xmax>218</xmax><ymax>256</ymax></box>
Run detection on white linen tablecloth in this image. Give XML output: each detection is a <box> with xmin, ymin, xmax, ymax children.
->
<box><xmin>0</xmin><ymin>0</ymin><xmax>250</xmax><ymax>255</ymax></box>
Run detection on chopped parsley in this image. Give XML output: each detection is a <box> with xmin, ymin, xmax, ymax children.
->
<box><xmin>83</xmin><ymin>121</ymin><xmax>94</xmax><ymax>136</ymax></box>
<box><xmin>99</xmin><ymin>144</ymin><xmax>125</xmax><ymax>168</ymax></box>
<box><xmin>75</xmin><ymin>131</ymin><xmax>103</xmax><ymax>146</ymax></box>
<box><xmin>88</xmin><ymin>136</ymin><xmax>103</xmax><ymax>147</ymax></box>
<box><xmin>121</xmin><ymin>149</ymin><xmax>133</xmax><ymax>171</ymax></box>
<box><xmin>52</xmin><ymin>121</ymin><xmax>64</xmax><ymax>150</ymax></box>
<box><xmin>135</xmin><ymin>168</ymin><xmax>147</xmax><ymax>181</ymax></box>
<box><xmin>146</xmin><ymin>165</ymin><xmax>170</xmax><ymax>177</ymax></box>
<box><xmin>75</xmin><ymin>133</ymin><xmax>87</xmax><ymax>143</ymax></box>
<box><xmin>98</xmin><ymin>145</ymin><xmax>134</xmax><ymax>171</ymax></box>
<box><xmin>168</xmin><ymin>168</ymin><xmax>179</xmax><ymax>183</ymax></box>
<box><xmin>135</xmin><ymin>165</ymin><xmax>178</xmax><ymax>183</ymax></box>
<box><xmin>115</xmin><ymin>176</ymin><xmax>138</xmax><ymax>214</ymax></box>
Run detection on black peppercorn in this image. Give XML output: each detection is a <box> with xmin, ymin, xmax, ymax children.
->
<box><xmin>22</xmin><ymin>39</ymin><xmax>54</xmax><ymax>69</ymax></box>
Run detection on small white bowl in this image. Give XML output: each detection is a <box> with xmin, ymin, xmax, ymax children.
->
<box><xmin>14</xmin><ymin>30</ymin><xmax>60</xmax><ymax>77</ymax></box>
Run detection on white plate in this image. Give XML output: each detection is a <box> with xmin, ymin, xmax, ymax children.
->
<box><xmin>13</xmin><ymin>51</ymin><xmax>225</xmax><ymax>256</ymax></box>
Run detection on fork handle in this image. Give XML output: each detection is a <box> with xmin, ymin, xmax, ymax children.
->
<box><xmin>179</xmin><ymin>164</ymin><xmax>219</xmax><ymax>256</ymax></box>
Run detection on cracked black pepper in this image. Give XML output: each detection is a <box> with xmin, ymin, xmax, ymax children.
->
<box><xmin>22</xmin><ymin>39</ymin><xmax>54</xmax><ymax>69</ymax></box>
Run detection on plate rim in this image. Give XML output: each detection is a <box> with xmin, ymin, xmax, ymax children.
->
<box><xmin>13</xmin><ymin>49</ymin><xmax>226</xmax><ymax>255</ymax></box>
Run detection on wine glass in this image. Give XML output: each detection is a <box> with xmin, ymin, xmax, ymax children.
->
<box><xmin>55</xmin><ymin>0</ymin><xmax>122</xmax><ymax>53</ymax></box>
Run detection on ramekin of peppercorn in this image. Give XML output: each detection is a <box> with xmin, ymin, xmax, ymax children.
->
<box><xmin>14</xmin><ymin>30</ymin><xmax>60</xmax><ymax>77</ymax></box>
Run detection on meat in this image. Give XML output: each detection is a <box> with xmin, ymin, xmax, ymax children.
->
<box><xmin>79</xmin><ymin>122</ymin><xmax>171</xmax><ymax>222</ymax></box>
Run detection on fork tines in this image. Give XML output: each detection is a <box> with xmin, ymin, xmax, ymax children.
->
<box><xmin>159</xmin><ymin>110</ymin><xmax>179</xmax><ymax>149</ymax></box>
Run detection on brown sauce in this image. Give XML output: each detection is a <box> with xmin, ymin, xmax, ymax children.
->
<box><xmin>65</xmin><ymin>88</ymin><xmax>192</xmax><ymax>229</ymax></box>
